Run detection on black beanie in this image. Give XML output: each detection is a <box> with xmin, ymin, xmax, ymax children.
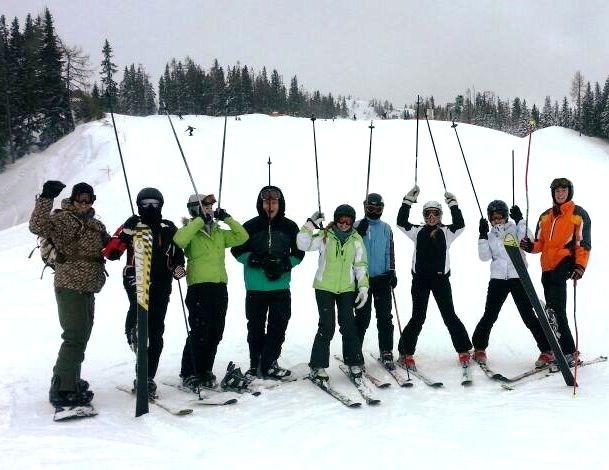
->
<box><xmin>70</xmin><ymin>182</ymin><xmax>95</xmax><ymax>201</ymax></box>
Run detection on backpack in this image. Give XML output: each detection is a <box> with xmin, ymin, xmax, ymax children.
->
<box><xmin>28</xmin><ymin>209</ymin><xmax>83</xmax><ymax>278</ymax></box>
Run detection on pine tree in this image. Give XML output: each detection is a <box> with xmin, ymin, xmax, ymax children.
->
<box><xmin>59</xmin><ymin>40</ymin><xmax>92</xmax><ymax>123</ymax></box>
<box><xmin>580</xmin><ymin>81</ymin><xmax>594</xmax><ymax>135</ymax></box>
<box><xmin>100</xmin><ymin>38</ymin><xmax>118</xmax><ymax>109</ymax></box>
<box><xmin>540</xmin><ymin>96</ymin><xmax>555</xmax><ymax>128</ymax></box>
<box><xmin>240</xmin><ymin>65</ymin><xmax>253</xmax><ymax>114</ymax></box>
<box><xmin>0</xmin><ymin>15</ymin><xmax>11</xmax><ymax>166</ymax></box>
<box><xmin>570</xmin><ymin>71</ymin><xmax>585</xmax><ymax>134</ymax></box>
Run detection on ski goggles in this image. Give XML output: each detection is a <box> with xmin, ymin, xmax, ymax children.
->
<box><xmin>365</xmin><ymin>203</ymin><xmax>383</xmax><ymax>214</ymax></box>
<box><xmin>260</xmin><ymin>188</ymin><xmax>282</xmax><ymax>201</ymax></box>
<box><xmin>139</xmin><ymin>198</ymin><xmax>161</xmax><ymax>209</ymax></box>
<box><xmin>336</xmin><ymin>216</ymin><xmax>353</xmax><ymax>226</ymax></box>
<box><xmin>423</xmin><ymin>209</ymin><xmax>441</xmax><ymax>218</ymax></box>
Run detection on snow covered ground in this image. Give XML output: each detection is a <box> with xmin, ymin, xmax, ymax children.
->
<box><xmin>0</xmin><ymin>114</ymin><xmax>608</xmax><ymax>469</ymax></box>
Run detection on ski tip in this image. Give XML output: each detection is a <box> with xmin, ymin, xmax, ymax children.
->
<box><xmin>431</xmin><ymin>382</ymin><xmax>444</xmax><ymax>388</ymax></box>
<box><xmin>178</xmin><ymin>409</ymin><xmax>194</xmax><ymax>415</ymax></box>
<box><xmin>401</xmin><ymin>382</ymin><xmax>414</xmax><ymax>388</ymax></box>
<box><xmin>461</xmin><ymin>380</ymin><xmax>473</xmax><ymax>387</ymax></box>
<box><xmin>349</xmin><ymin>402</ymin><xmax>363</xmax><ymax>408</ymax></box>
<box><xmin>367</xmin><ymin>399</ymin><xmax>381</xmax><ymax>406</ymax></box>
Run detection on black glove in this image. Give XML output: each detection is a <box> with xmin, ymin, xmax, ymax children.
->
<box><xmin>479</xmin><ymin>218</ymin><xmax>489</xmax><ymax>239</ymax></box>
<box><xmin>355</xmin><ymin>218</ymin><xmax>369</xmax><ymax>237</ymax></box>
<box><xmin>520</xmin><ymin>237</ymin><xmax>533</xmax><ymax>253</ymax></box>
<box><xmin>247</xmin><ymin>252</ymin><xmax>265</xmax><ymax>268</ymax></box>
<box><xmin>41</xmin><ymin>180</ymin><xmax>66</xmax><ymax>199</ymax></box>
<box><xmin>123</xmin><ymin>265</ymin><xmax>136</xmax><ymax>287</ymax></box>
<box><xmin>262</xmin><ymin>255</ymin><xmax>287</xmax><ymax>281</ymax></box>
<box><xmin>124</xmin><ymin>215</ymin><xmax>140</xmax><ymax>230</ymax></box>
<box><xmin>214</xmin><ymin>208</ymin><xmax>230</xmax><ymax>221</ymax></box>
<box><xmin>571</xmin><ymin>264</ymin><xmax>585</xmax><ymax>281</ymax></box>
<box><xmin>389</xmin><ymin>271</ymin><xmax>397</xmax><ymax>288</ymax></box>
<box><xmin>510</xmin><ymin>205</ymin><xmax>523</xmax><ymax>223</ymax></box>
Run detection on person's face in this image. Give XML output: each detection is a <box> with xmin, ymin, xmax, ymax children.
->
<box><xmin>202</xmin><ymin>203</ymin><xmax>214</xmax><ymax>217</ymax></box>
<box><xmin>554</xmin><ymin>186</ymin><xmax>569</xmax><ymax>205</ymax></box>
<box><xmin>336</xmin><ymin>216</ymin><xmax>353</xmax><ymax>232</ymax></box>
<box><xmin>489</xmin><ymin>212</ymin><xmax>506</xmax><ymax>226</ymax></box>
<box><xmin>73</xmin><ymin>194</ymin><xmax>93</xmax><ymax>214</ymax></box>
<box><xmin>423</xmin><ymin>209</ymin><xmax>441</xmax><ymax>227</ymax></box>
<box><xmin>262</xmin><ymin>198</ymin><xmax>280</xmax><ymax>218</ymax></box>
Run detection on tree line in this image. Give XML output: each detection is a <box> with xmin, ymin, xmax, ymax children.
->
<box><xmin>2</xmin><ymin>7</ymin><xmax>609</xmax><ymax>171</ymax></box>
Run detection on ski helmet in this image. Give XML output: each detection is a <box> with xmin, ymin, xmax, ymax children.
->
<box><xmin>550</xmin><ymin>177</ymin><xmax>573</xmax><ymax>203</ymax></box>
<box><xmin>364</xmin><ymin>193</ymin><xmax>384</xmax><ymax>219</ymax></box>
<box><xmin>486</xmin><ymin>200</ymin><xmax>508</xmax><ymax>219</ymax></box>
<box><xmin>422</xmin><ymin>200</ymin><xmax>442</xmax><ymax>217</ymax></box>
<box><xmin>334</xmin><ymin>204</ymin><xmax>356</xmax><ymax>224</ymax></box>
<box><xmin>136</xmin><ymin>187</ymin><xmax>164</xmax><ymax>208</ymax></box>
<box><xmin>186</xmin><ymin>194</ymin><xmax>216</xmax><ymax>217</ymax></box>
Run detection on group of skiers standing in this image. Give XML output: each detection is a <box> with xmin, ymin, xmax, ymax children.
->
<box><xmin>30</xmin><ymin>176</ymin><xmax>590</xmax><ymax>409</ymax></box>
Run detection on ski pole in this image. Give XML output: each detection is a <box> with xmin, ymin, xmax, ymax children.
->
<box><xmin>218</xmin><ymin>99</ymin><xmax>230</xmax><ymax>208</ymax></box>
<box><xmin>107</xmin><ymin>92</ymin><xmax>135</xmax><ymax>215</ymax></box>
<box><xmin>310</xmin><ymin>115</ymin><xmax>322</xmax><ymax>215</ymax></box>
<box><xmin>511</xmin><ymin>150</ymin><xmax>515</xmax><ymax>207</ymax></box>
<box><xmin>177</xmin><ymin>279</ymin><xmax>204</xmax><ymax>399</ymax></box>
<box><xmin>451</xmin><ymin>120</ymin><xmax>482</xmax><ymax>218</ymax></box>
<box><xmin>415</xmin><ymin>95</ymin><xmax>420</xmax><ymax>185</ymax></box>
<box><xmin>425</xmin><ymin>114</ymin><xmax>447</xmax><ymax>191</ymax></box>
<box><xmin>365</xmin><ymin>120</ymin><xmax>374</xmax><ymax>199</ymax></box>
<box><xmin>571</xmin><ymin>224</ymin><xmax>579</xmax><ymax>395</ymax></box>
<box><xmin>161</xmin><ymin>102</ymin><xmax>205</xmax><ymax>214</ymax></box>
<box><xmin>267</xmin><ymin>156</ymin><xmax>272</xmax><ymax>186</ymax></box>
<box><xmin>391</xmin><ymin>288</ymin><xmax>409</xmax><ymax>380</ymax></box>
<box><xmin>524</xmin><ymin>121</ymin><xmax>535</xmax><ymax>230</ymax></box>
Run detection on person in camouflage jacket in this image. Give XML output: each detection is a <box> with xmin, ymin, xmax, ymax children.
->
<box><xmin>29</xmin><ymin>181</ymin><xmax>110</xmax><ymax>407</ymax></box>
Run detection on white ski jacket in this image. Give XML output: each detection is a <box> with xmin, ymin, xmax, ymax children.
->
<box><xmin>478</xmin><ymin>220</ymin><xmax>531</xmax><ymax>279</ymax></box>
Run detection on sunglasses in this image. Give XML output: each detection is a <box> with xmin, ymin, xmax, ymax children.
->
<box><xmin>74</xmin><ymin>196</ymin><xmax>94</xmax><ymax>205</ymax></box>
<box><xmin>423</xmin><ymin>209</ymin><xmax>440</xmax><ymax>218</ymax></box>
<box><xmin>139</xmin><ymin>198</ymin><xmax>161</xmax><ymax>209</ymax></box>
<box><xmin>336</xmin><ymin>216</ymin><xmax>353</xmax><ymax>226</ymax></box>
<box><xmin>260</xmin><ymin>189</ymin><xmax>282</xmax><ymax>200</ymax></box>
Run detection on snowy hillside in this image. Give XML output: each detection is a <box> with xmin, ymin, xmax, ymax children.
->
<box><xmin>1</xmin><ymin>114</ymin><xmax>608</xmax><ymax>469</ymax></box>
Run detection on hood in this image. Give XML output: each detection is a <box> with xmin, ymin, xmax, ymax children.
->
<box><xmin>256</xmin><ymin>185</ymin><xmax>286</xmax><ymax>218</ymax></box>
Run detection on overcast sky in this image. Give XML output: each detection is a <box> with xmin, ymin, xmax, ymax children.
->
<box><xmin>3</xmin><ymin>0</ymin><xmax>609</xmax><ymax>107</ymax></box>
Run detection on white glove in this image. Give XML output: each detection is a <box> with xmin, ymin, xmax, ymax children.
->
<box><xmin>403</xmin><ymin>185</ymin><xmax>420</xmax><ymax>206</ymax></box>
<box><xmin>308</xmin><ymin>211</ymin><xmax>325</xmax><ymax>227</ymax></box>
<box><xmin>445</xmin><ymin>191</ymin><xmax>457</xmax><ymax>207</ymax></box>
<box><xmin>354</xmin><ymin>287</ymin><xmax>369</xmax><ymax>309</ymax></box>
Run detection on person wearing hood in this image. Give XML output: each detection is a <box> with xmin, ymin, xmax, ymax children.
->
<box><xmin>472</xmin><ymin>200</ymin><xmax>550</xmax><ymax>366</ymax></box>
<box><xmin>174</xmin><ymin>194</ymin><xmax>248</xmax><ymax>390</ymax></box>
<box><xmin>395</xmin><ymin>186</ymin><xmax>472</xmax><ymax>368</ymax></box>
<box><xmin>520</xmin><ymin>178</ymin><xmax>591</xmax><ymax>367</ymax></box>
<box><xmin>103</xmin><ymin>187</ymin><xmax>185</xmax><ymax>397</ymax></box>
<box><xmin>29</xmin><ymin>181</ymin><xmax>110</xmax><ymax>409</ymax></box>
<box><xmin>353</xmin><ymin>193</ymin><xmax>397</xmax><ymax>369</ymax></box>
<box><xmin>231</xmin><ymin>186</ymin><xmax>305</xmax><ymax>379</ymax></box>
<box><xmin>297</xmin><ymin>204</ymin><xmax>369</xmax><ymax>381</ymax></box>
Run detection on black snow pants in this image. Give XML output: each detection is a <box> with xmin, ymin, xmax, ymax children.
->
<box><xmin>398</xmin><ymin>272</ymin><xmax>472</xmax><ymax>356</ymax></box>
<box><xmin>245</xmin><ymin>289</ymin><xmax>292</xmax><ymax>372</ymax></box>
<box><xmin>541</xmin><ymin>258</ymin><xmax>576</xmax><ymax>355</ymax></box>
<box><xmin>354</xmin><ymin>274</ymin><xmax>394</xmax><ymax>354</ymax></box>
<box><xmin>309</xmin><ymin>289</ymin><xmax>364</xmax><ymax>369</ymax></box>
<box><xmin>472</xmin><ymin>278</ymin><xmax>550</xmax><ymax>352</ymax></box>
<box><xmin>180</xmin><ymin>282</ymin><xmax>228</xmax><ymax>377</ymax></box>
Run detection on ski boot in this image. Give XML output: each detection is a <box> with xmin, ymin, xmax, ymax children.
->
<box><xmin>458</xmin><ymin>352</ymin><xmax>471</xmax><ymax>365</ymax></box>
<box><xmin>473</xmin><ymin>349</ymin><xmax>487</xmax><ymax>364</ymax></box>
<box><xmin>220</xmin><ymin>362</ymin><xmax>249</xmax><ymax>392</ymax></box>
<box><xmin>398</xmin><ymin>354</ymin><xmax>415</xmax><ymax>368</ymax></box>
<box><xmin>349</xmin><ymin>365</ymin><xmax>363</xmax><ymax>380</ymax></box>
<box><xmin>199</xmin><ymin>371</ymin><xmax>218</xmax><ymax>389</ymax></box>
<box><xmin>535</xmin><ymin>351</ymin><xmax>555</xmax><ymax>368</ymax></box>
<box><xmin>262</xmin><ymin>361</ymin><xmax>292</xmax><ymax>380</ymax></box>
<box><xmin>309</xmin><ymin>367</ymin><xmax>329</xmax><ymax>381</ymax></box>
<box><xmin>380</xmin><ymin>351</ymin><xmax>395</xmax><ymax>370</ymax></box>
<box><xmin>564</xmin><ymin>352</ymin><xmax>581</xmax><ymax>367</ymax></box>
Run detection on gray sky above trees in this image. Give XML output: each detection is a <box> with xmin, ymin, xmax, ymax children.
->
<box><xmin>4</xmin><ymin>0</ymin><xmax>609</xmax><ymax>107</ymax></box>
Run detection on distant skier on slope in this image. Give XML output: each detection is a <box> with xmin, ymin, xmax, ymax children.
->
<box><xmin>174</xmin><ymin>194</ymin><xmax>248</xmax><ymax>390</ymax></box>
<box><xmin>231</xmin><ymin>186</ymin><xmax>305</xmax><ymax>380</ymax></box>
<box><xmin>471</xmin><ymin>200</ymin><xmax>550</xmax><ymax>366</ymax></box>
<box><xmin>520</xmin><ymin>178</ymin><xmax>591</xmax><ymax>367</ymax></box>
<box><xmin>30</xmin><ymin>181</ymin><xmax>110</xmax><ymax>409</ymax></box>
<box><xmin>353</xmin><ymin>193</ymin><xmax>397</xmax><ymax>369</ymax></box>
<box><xmin>395</xmin><ymin>186</ymin><xmax>472</xmax><ymax>367</ymax></box>
<box><xmin>103</xmin><ymin>188</ymin><xmax>185</xmax><ymax>398</ymax></box>
<box><xmin>297</xmin><ymin>205</ymin><xmax>369</xmax><ymax>381</ymax></box>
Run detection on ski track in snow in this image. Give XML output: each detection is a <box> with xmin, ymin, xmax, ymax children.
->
<box><xmin>0</xmin><ymin>114</ymin><xmax>608</xmax><ymax>468</ymax></box>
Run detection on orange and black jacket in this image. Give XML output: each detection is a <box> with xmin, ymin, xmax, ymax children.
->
<box><xmin>531</xmin><ymin>200</ymin><xmax>591</xmax><ymax>272</ymax></box>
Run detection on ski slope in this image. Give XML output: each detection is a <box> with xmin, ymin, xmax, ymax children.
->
<box><xmin>0</xmin><ymin>114</ymin><xmax>608</xmax><ymax>469</ymax></box>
